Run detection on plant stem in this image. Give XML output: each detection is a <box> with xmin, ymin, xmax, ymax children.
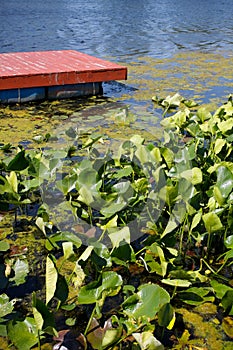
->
<box><xmin>179</xmin><ymin>214</ymin><xmax>187</xmax><ymax>256</ymax></box>
<box><xmin>84</xmin><ymin>304</ymin><xmax>97</xmax><ymax>336</ymax></box>
<box><xmin>171</xmin><ymin>285</ymin><xmax>177</xmax><ymax>299</ymax></box>
<box><xmin>200</xmin><ymin>258</ymin><xmax>229</xmax><ymax>282</ymax></box>
<box><xmin>37</xmin><ymin>331</ymin><xmax>41</xmax><ymax>350</ymax></box>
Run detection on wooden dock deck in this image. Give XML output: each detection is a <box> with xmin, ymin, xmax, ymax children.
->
<box><xmin>0</xmin><ymin>50</ymin><xmax>127</xmax><ymax>103</ymax></box>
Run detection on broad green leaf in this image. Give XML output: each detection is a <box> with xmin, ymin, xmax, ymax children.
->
<box><xmin>180</xmin><ymin>167</ymin><xmax>202</xmax><ymax>185</ymax></box>
<box><xmin>210</xmin><ymin>280</ymin><xmax>233</xmax><ymax>299</ymax></box>
<box><xmin>133</xmin><ymin>331</ymin><xmax>164</xmax><ymax>350</ymax></box>
<box><xmin>161</xmin><ymin>279</ymin><xmax>192</xmax><ymax>288</ymax></box>
<box><xmin>178</xmin><ymin>178</ymin><xmax>196</xmax><ymax>202</ymax></box>
<box><xmin>0</xmin><ymin>240</ymin><xmax>10</xmax><ymax>251</ymax></box>
<box><xmin>57</xmin><ymin>173</ymin><xmax>78</xmax><ymax>195</ymax></box>
<box><xmin>72</xmin><ymin>262</ymin><xmax>85</xmax><ymax>289</ymax></box>
<box><xmin>7</xmin><ymin>318</ymin><xmax>38</xmax><ymax>350</ymax></box>
<box><xmin>61</xmin><ymin>232</ymin><xmax>82</xmax><ymax>248</ymax></box>
<box><xmin>215</xmin><ymin>165</ymin><xmax>233</xmax><ymax>199</ymax></box>
<box><xmin>101</xmin><ymin>271</ymin><xmax>123</xmax><ymax>297</ymax></box>
<box><xmin>145</xmin><ymin>243</ymin><xmax>167</xmax><ymax>277</ymax></box>
<box><xmin>113</xmin><ymin>165</ymin><xmax>133</xmax><ymax>179</ymax></box>
<box><xmin>108</xmin><ymin>226</ymin><xmax>130</xmax><ymax>249</ymax></box>
<box><xmin>225</xmin><ymin>235</ymin><xmax>233</xmax><ymax>249</ymax></box>
<box><xmin>54</xmin><ymin>275</ymin><xmax>69</xmax><ymax>304</ymax></box>
<box><xmin>130</xmin><ymin>134</ymin><xmax>145</xmax><ymax>145</ymax></box>
<box><xmin>10</xmin><ymin>259</ymin><xmax>29</xmax><ymax>286</ymax></box>
<box><xmin>214</xmin><ymin>101</ymin><xmax>233</xmax><ymax>118</ymax></box>
<box><xmin>35</xmin><ymin>217</ymin><xmax>47</xmax><ymax>236</ymax></box>
<box><xmin>78</xmin><ymin>271</ymin><xmax>122</xmax><ymax>304</ymax></box>
<box><xmin>32</xmin><ymin>306</ymin><xmax>44</xmax><ymax>331</ymax></box>
<box><xmin>158</xmin><ymin>303</ymin><xmax>174</xmax><ymax>328</ymax></box>
<box><xmin>190</xmin><ymin>210</ymin><xmax>202</xmax><ymax>232</ymax></box>
<box><xmin>87</xmin><ymin>317</ymin><xmax>122</xmax><ymax>349</ymax></box>
<box><xmin>150</xmin><ymin>147</ymin><xmax>162</xmax><ymax>162</ymax></box>
<box><xmin>78</xmin><ymin>246</ymin><xmax>94</xmax><ymax>262</ymax></box>
<box><xmin>218</xmin><ymin>118</ymin><xmax>233</xmax><ymax>134</ymax></box>
<box><xmin>222</xmin><ymin>291</ymin><xmax>233</xmax><ymax>315</ymax></box>
<box><xmin>214</xmin><ymin>139</ymin><xmax>226</xmax><ymax>154</ymax></box>
<box><xmin>144</xmin><ymin>254</ymin><xmax>167</xmax><ymax>277</ymax></box>
<box><xmin>123</xmin><ymin>284</ymin><xmax>170</xmax><ymax>319</ymax></box>
<box><xmin>6</xmin><ymin>171</ymin><xmax>18</xmax><ymax>192</ymax></box>
<box><xmin>161</xmin><ymin>148</ymin><xmax>174</xmax><ymax>168</ymax></box>
<box><xmin>169</xmin><ymin>270</ymin><xmax>192</xmax><ymax>281</ymax></box>
<box><xmin>112</xmin><ymin>180</ymin><xmax>134</xmax><ymax>198</ymax></box>
<box><xmin>213</xmin><ymin>186</ymin><xmax>225</xmax><ymax>206</ymax></box>
<box><xmin>174</xmin><ymin>110</ymin><xmax>188</xmax><ymax>127</ymax></box>
<box><xmin>101</xmin><ymin>201</ymin><xmax>126</xmax><ymax>218</ymax></box>
<box><xmin>101</xmin><ymin>215</ymin><xmax>118</xmax><ymax>230</ymax></box>
<box><xmin>78</xmin><ymin>168</ymin><xmax>98</xmax><ymax>187</ymax></box>
<box><xmin>111</xmin><ymin>243</ymin><xmax>135</xmax><ymax>265</ymax></box>
<box><xmin>46</xmin><ymin>255</ymin><xmax>58</xmax><ymax>304</ymax></box>
<box><xmin>32</xmin><ymin>293</ymin><xmax>55</xmax><ymax>330</ymax></box>
<box><xmin>135</xmin><ymin>145</ymin><xmax>149</xmax><ymax>164</ymax></box>
<box><xmin>160</xmin><ymin>115</ymin><xmax>175</xmax><ymax>128</ymax></box>
<box><xmin>21</xmin><ymin>177</ymin><xmax>41</xmax><ymax>192</ymax></box>
<box><xmin>78</xmin><ymin>186</ymin><xmax>94</xmax><ymax>205</ymax></box>
<box><xmin>207</xmin><ymin>196</ymin><xmax>216</xmax><ymax>211</ymax></box>
<box><xmin>78</xmin><ymin>281</ymin><xmax>100</xmax><ymax>304</ymax></box>
<box><xmin>162</xmin><ymin>93</ymin><xmax>182</xmax><ymax>108</ymax></box>
<box><xmin>187</xmin><ymin>270</ymin><xmax>209</xmax><ymax>283</ymax></box>
<box><xmin>62</xmin><ymin>241</ymin><xmax>74</xmax><ymax>260</ymax></box>
<box><xmin>102</xmin><ymin>328</ymin><xmax>122</xmax><ymax>348</ymax></box>
<box><xmin>92</xmin><ymin>241</ymin><xmax>112</xmax><ymax>268</ymax></box>
<box><xmin>7</xmin><ymin>150</ymin><xmax>29</xmax><ymax>171</ymax></box>
<box><xmin>172</xmin><ymin>201</ymin><xmax>187</xmax><ymax>224</ymax></box>
<box><xmin>197</xmin><ymin>107</ymin><xmax>212</xmax><ymax>123</ymax></box>
<box><xmin>0</xmin><ymin>294</ymin><xmax>16</xmax><ymax>317</ymax></box>
<box><xmin>161</xmin><ymin>219</ymin><xmax>178</xmax><ymax>238</ymax></box>
<box><xmin>0</xmin><ymin>324</ymin><xmax>7</xmax><ymax>337</ymax></box>
<box><xmin>178</xmin><ymin>287</ymin><xmax>214</xmax><ymax>306</ymax></box>
<box><xmin>47</xmin><ymin>231</ymin><xmax>82</xmax><ymax>250</ymax></box>
<box><xmin>208</xmin><ymin>161</ymin><xmax>233</xmax><ymax>175</ymax></box>
<box><xmin>183</xmin><ymin>99</ymin><xmax>198</xmax><ymax>108</ymax></box>
<box><xmin>202</xmin><ymin>212</ymin><xmax>223</xmax><ymax>233</ymax></box>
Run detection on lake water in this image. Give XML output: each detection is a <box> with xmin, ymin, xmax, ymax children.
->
<box><xmin>1</xmin><ymin>0</ymin><xmax>233</xmax><ymax>60</ymax></box>
<box><xmin>1</xmin><ymin>0</ymin><xmax>233</xmax><ymax>143</ymax></box>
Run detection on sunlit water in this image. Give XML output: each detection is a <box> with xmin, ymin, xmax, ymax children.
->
<box><xmin>1</xmin><ymin>0</ymin><xmax>233</xmax><ymax>59</ymax></box>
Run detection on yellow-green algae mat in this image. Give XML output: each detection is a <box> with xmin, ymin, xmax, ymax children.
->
<box><xmin>1</xmin><ymin>50</ymin><xmax>233</xmax><ymax>147</ymax></box>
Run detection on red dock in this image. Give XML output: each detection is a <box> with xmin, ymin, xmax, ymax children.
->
<box><xmin>0</xmin><ymin>50</ymin><xmax>127</xmax><ymax>103</ymax></box>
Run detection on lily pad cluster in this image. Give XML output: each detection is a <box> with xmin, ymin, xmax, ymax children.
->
<box><xmin>0</xmin><ymin>95</ymin><xmax>233</xmax><ymax>349</ymax></box>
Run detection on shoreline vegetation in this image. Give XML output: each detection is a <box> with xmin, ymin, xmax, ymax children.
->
<box><xmin>0</xmin><ymin>94</ymin><xmax>233</xmax><ymax>349</ymax></box>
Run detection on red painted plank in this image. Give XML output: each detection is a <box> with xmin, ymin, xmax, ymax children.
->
<box><xmin>0</xmin><ymin>50</ymin><xmax>127</xmax><ymax>90</ymax></box>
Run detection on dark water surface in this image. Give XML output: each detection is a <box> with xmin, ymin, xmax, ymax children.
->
<box><xmin>1</xmin><ymin>0</ymin><xmax>233</xmax><ymax>143</ymax></box>
<box><xmin>1</xmin><ymin>0</ymin><xmax>233</xmax><ymax>60</ymax></box>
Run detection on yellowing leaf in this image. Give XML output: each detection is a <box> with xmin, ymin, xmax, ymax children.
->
<box><xmin>202</xmin><ymin>212</ymin><xmax>223</xmax><ymax>233</ymax></box>
<box><xmin>214</xmin><ymin>139</ymin><xmax>226</xmax><ymax>154</ymax></box>
<box><xmin>6</xmin><ymin>171</ymin><xmax>18</xmax><ymax>192</ymax></box>
<box><xmin>180</xmin><ymin>167</ymin><xmax>202</xmax><ymax>185</ymax></box>
<box><xmin>46</xmin><ymin>255</ymin><xmax>58</xmax><ymax>304</ymax></box>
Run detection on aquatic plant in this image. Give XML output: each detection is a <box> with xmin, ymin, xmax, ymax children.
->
<box><xmin>0</xmin><ymin>95</ymin><xmax>233</xmax><ymax>349</ymax></box>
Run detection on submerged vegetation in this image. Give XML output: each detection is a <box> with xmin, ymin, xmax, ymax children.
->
<box><xmin>0</xmin><ymin>94</ymin><xmax>233</xmax><ymax>349</ymax></box>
